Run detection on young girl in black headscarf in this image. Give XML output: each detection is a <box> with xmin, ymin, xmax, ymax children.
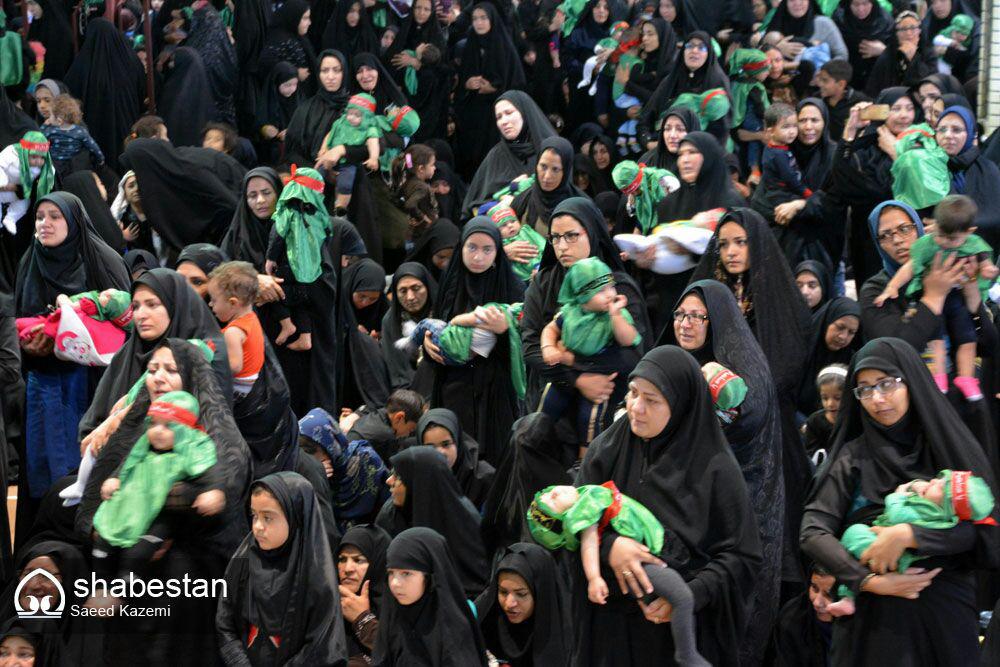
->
<box><xmin>510</xmin><ymin>136</ymin><xmax>586</xmax><ymax>236</ymax></box>
<box><xmin>414</xmin><ymin>407</ymin><xmax>495</xmax><ymax>509</ymax></box>
<box><xmin>256</xmin><ymin>61</ymin><xmax>304</xmax><ymax>166</ymax></box>
<box><xmin>218</xmin><ymin>472</ymin><xmax>347</xmax><ymax>665</ymax></box>
<box><xmin>15</xmin><ymin>192</ymin><xmax>129</xmax><ymax>499</ymax></box>
<box><xmin>424</xmin><ymin>219</ymin><xmax>525</xmax><ymax>465</ymax></box>
<box><xmin>258</xmin><ymin>0</ymin><xmax>316</xmax><ymax>90</ymax></box>
<box><xmin>373</xmin><ymin>527</ymin><xmax>489</xmax><ymax>666</ymax></box>
<box><xmin>475</xmin><ymin>542</ymin><xmax>573</xmax><ymax>667</ymax></box>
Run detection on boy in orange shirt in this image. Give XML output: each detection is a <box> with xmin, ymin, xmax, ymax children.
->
<box><xmin>208</xmin><ymin>261</ymin><xmax>264</xmax><ymax>395</ymax></box>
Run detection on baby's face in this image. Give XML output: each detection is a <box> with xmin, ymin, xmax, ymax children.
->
<box><xmin>584</xmin><ymin>284</ymin><xmax>617</xmax><ymax>312</ymax></box>
<box><xmin>499</xmin><ymin>219</ymin><xmax>520</xmax><ymax>239</ymax></box>
<box><xmin>935</xmin><ymin>230</ymin><xmax>971</xmax><ymax>251</ymax></box>
<box><xmin>902</xmin><ymin>478</ymin><xmax>946</xmax><ymax>506</ymax></box>
<box><xmin>346</xmin><ymin>109</ymin><xmax>363</xmax><ymax>127</ymax></box>
<box><xmin>28</xmin><ymin>154</ymin><xmax>46</xmax><ymax>168</ymax></box>
<box><xmin>541</xmin><ymin>486</ymin><xmax>579</xmax><ymax>514</ymax></box>
<box><xmin>147</xmin><ymin>417</ymin><xmax>175</xmax><ymax>452</ymax></box>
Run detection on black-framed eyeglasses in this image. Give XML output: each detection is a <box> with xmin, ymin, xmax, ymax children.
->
<box><xmin>853</xmin><ymin>377</ymin><xmax>904</xmax><ymax>400</ymax></box>
<box><xmin>673</xmin><ymin>310</ymin><xmax>709</xmax><ymax>324</ymax></box>
<box><xmin>548</xmin><ymin>231</ymin><xmax>582</xmax><ymax>246</ymax></box>
<box><xmin>876</xmin><ymin>224</ymin><xmax>917</xmax><ymax>243</ymax></box>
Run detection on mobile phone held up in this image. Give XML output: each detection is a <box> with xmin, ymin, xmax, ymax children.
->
<box><xmin>860</xmin><ymin>104</ymin><xmax>890</xmax><ymax>122</ymax></box>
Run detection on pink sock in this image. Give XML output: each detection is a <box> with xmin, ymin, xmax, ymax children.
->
<box><xmin>954</xmin><ymin>376</ymin><xmax>983</xmax><ymax>401</ymax></box>
<box><xmin>933</xmin><ymin>373</ymin><xmax>949</xmax><ymax>394</ymax></box>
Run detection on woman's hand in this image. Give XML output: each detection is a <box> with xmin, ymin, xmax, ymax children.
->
<box><xmin>465</xmin><ymin>75</ymin><xmax>483</xmax><ymax>91</ymax></box>
<box><xmin>256</xmin><ymin>274</ymin><xmax>285</xmax><ymax>304</ymax></box>
<box><xmin>607</xmin><ymin>536</ymin><xmax>666</xmax><ymax>599</ymax></box>
<box><xmin>877</xmin><ymin>125</ymin><xmax>898</xmax><ymax>161</ymax></box>
<box><xmin>119</xmin><ymin>220</ymin><xmax>140</xmax><ymax>242</ymax></box>
<box><xmin>860</xmin><ymin>523</ymin><xmax>917</xmax><ymax>574</ymax></box>
<box><xmin>297</xmin><ymin>67</ymin><xmax>310</xmax><ymax>81</ymax></box>
<box><xmin>423</xmin><ymin>331</ymin><xmax>445</xmax><ymax>364</ymax></box>
<box><xmin>575</xmin><ymin>372</ymin><xmax>617</xmax><ymax>403</ymax></box>
<box><xmin>858</xmin><ymin>39</ymin><xmax>886</xmax><ymax>59</ymax></box>
<box><xmin>101</xmin><ymin>477</ymin><xmax>120</xmax><ymax>500</ymax></box>
<box><xmin>193</xmin><ymin>489</ymin><xmax>226</xmax><ymax>516</ymax></box>
<box><xmin>339</xmin><ymin>581</ymin><xmax>371</xmax><ymax>623</ymax></box>
<box><xmin>776</xmin><ymin>36</ymin><xmax>804</xmax><ymax>60</ymax></box>
<box><xmin>261</xmin><ymin>124</ymin><xmax>279</xmax><ymax>140</ymax></box>
<box><xmin>843</xmin><ymin>102</ymin><xmax>872</xmax><ymax>141</ymax></box>
<box><xmin>504</xmin><ymin>240</ymin><xmax>537</xmax><ymax>264</ymax></box>
<box><xmin>774</xmin><ymin>199</ymin><xmax>807</xmax><ymax>226</ymax></box>
<box><xmin>19</xmin><ymin>325</ymin><xmax>54</xmax><ymax>357</ymax></box>
<box><xmin>862</xmin><ymin>567</ymin><xmax>941</xmax><ymax>599</ymax></box>
<box><xmin>476</xmin><ymin>306</ymin><xmax>509</xmax><ymax>334</ymax></box>
<box><xmin>632</xmin><ymin>245</ymin><xmax>657</xmax><ymax>270</ymax></box>
<box><xmin>638</xmin><ymin>597</ymin><xmax>673</xmax><ymax>624</ymax></box>
<box><xmin>478</xmin><ymin>80</ymin><xmax>496</xmax><ymax>95</ymax></box>
<box><xmin>899</xmin><ymin>39</ymin><xmax>917</xmax><ymax>61</ymax></box>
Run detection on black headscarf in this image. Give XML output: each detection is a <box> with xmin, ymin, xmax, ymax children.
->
<box><xmin>807</xmin><ymin>338</ymin><xmax>1000</xmax><ymax>567</ymax></box>
<box><xmin>78</xmin><ymin>269</ymin><xmax>231</xmax><ymax>438</ymax></box>
<box><xmin>642</xmin><ymin>29</ymin><xmax>729</xmax><ymax>110</ymax></box>
<box><xmin>372</xmin><ymin>527</ymin><xmax>489</xmax><ymax>666</ymax></box>
<box><xmin>175</xmin><ymin>243</ymin><xmax>228</xmax><ymax>276</ymax></box>
<box><xmin>79</xmin><ymin>338</ymin><xmax>248</xmax><ymax>557</ymax></box>
<box><xmin>586</xmin><ymin>135</ymin><xmax>620</xmax><ymax>194</ymax></box>
<box><xmin>458</xmin><ymin>3</ymin><xmax>527</xmax><ymax>95</ymax></box>
<box><xmin>792</xmin><ymin>98</ymin><xmax>835</xmax><ymax>191</ymax></box>
<box><xmin>416</xmin><ymin>408</ymin><xmax>495</xmax><ymax>508</ymax></box>
<box><xmin>337</xmin><ymin>258</ymin><xmax>392</xmax><ymax>411</ymax></box>
<box><xmin>798</xmin><ymin>296</ymin><xmax>861</xmax><ymax>414</ymax></box>
<box><xmin>462</xmin><ymin>90</ymin><xmax>557</xmax><ymax>214</ymax></box>
<box><xmin>124</xmin><ymin>249</ymin><xmax>160</xmax><ymax>275</ymax></box>
<box><xmin>221</xmin><ymin>472</ymin><xmax>347</xmax><ymax>664</ymax></box>
<box><xmin>343</xmin><ymin>257</ymin><xmax>389</xmax><ymax>334</ymax></box>
<box><xmin>475</xmin><ymin>542</ymin><xmax>573</xmax><ymax>667</ymax></box>
<box><xmin>918</xmin><ymin>72</ymin><xmax>966</xmax><ymax>99</ymax></box>
<box><xmin>338</xmin><ymin>523</ymin><xmax>391</xmax><ymax>614</ymax></box>
<box><xmin>220</xmin><ymin>166</ymin><xmax>283</xmax><ymax>271</ymax></box>
<box><xmin>405</xmin><ymin>218</ymin><xmax>460</xmax><ymax>282</ymax></box>
<box><xmin>261</xmin><ymin>0</ymin><xmax>317</xmax><ymax>77</ymax></box>
<box><xmin>656</xmin><ymin>132</ymin><xmax>743</xmax><ymax>222</ymax></box>
<box><xmin>573</xmin><ymin>153</ymin><xmax>607</xmax><ymax>196</ymax></box>
<box><xmin>794</xmin><ymin>259</ymin><xmax>833</xmax><ymax>311</ymax></box>
<box><xmin>511</xmin><ymin>136</ymin><xmax>586</xmax><ymax>234</ymax></box>
<box><xmin>120</xmin><ymin>139</ymin><xmax>239</xmax><ymax>251</ymax></box>
<box><xmin>691</xmin><ymin>208</ymin><xmax>810</xmax><ymax>396</ymax></box>
<box><xmin>351</xmin><ymin>52</ymin><xmax>407</xmax><ymax>111</ymax></box>
<box><xmin>835</xmin><ymin>0</ymin><xmax>893</xmax><ymax>82</ymax></box>
<box><xmin>377</xmin><ymin>447</ymin><xmax>488</xmax><ymax>595</ymax></box>
<box><xmin>322</xmin><ymin>0</ymin><xmax>379</xmax><ymax>59</ymax></box>
<box><xmin>184</xmin><ymin>4</ymin><xmax>238</xmax><ymax>124</ymax></box>
<box><xmin>576</xmin><ymin>346</ymin><xmax>761</xmax><ymax>666</ymax></box>
<box><xmin>258</xmin><ymin>60</ymin><xmax>304</xmax><ymax>133</ymax></box>
<box><xmin>15</xmin><ymin>192</ymin><xmax>130</xmax><ymax>318</ymax></box>
<box><xmin>383</xmin><ymin>0</ymin><xmax>446</xmax><ymax>64</ymax></box>
<box><xmin>656</xmin><ymin>280</ymin><xmax>783</xmax><ymax>662</ymax></box>
<box><xmin>27</xmin><ymin>0</ymin><xmax>74</xmax><ymax>80</ymax></box>
<box><xmin>64</xmin><ymin>19</ymin><xmax>146</xmax><ymax>172</ymax></box>
<box><xmin>60</xmin><ymin>171</ymin><xmax>124</xmax><ymax>251</ymax></box>
<box><xmin>639</xmin><ymin>105</ymin><xmax>701</xmax><ymax>172</ymax></box>
<box><xmin>767</xmin><ymin>0</ymin><xmax>818</xmax><ymax>41</ymax></box>
<box><xmin>285</xmin><ymin>50</ymin><xmax>350</xmax><ymax>166</ymax></box>
<box><xmin>381</xmin><ymin>261</ymin><xmax>437</xmax><ymax>389</ymax></box>
<box><xmin>434</xmin><ymin>219</ymin><xmax>525</xmax><ymax>321</ymax></box>
<box><xmin>0</xmin><ymin>86</ymin><xmax>38</xmax><ymax>148</ymax></box>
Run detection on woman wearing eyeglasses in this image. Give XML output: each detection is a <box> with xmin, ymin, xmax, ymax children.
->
<box><xmin>657</xmin><ymin>279</ymin><xmax>783</xmax><ymax>666</ymax></box>
<box><xmin>864</xmin><ymin>11</ymin><xmax>936</xmax><ymax>98</ymax></box>
<box><xmin>520</xmin><ymin>197</ymin><xmax>651</xmax><ymax>427</ymax></box>
<box><xmin>801</xmin><ymin>337</ymin><xmax>1000</xmax><ymax>666</ymax></box>
<box><xmin>858</xmin><ymin>200</ymin><xmax>997</xmax><ymax>359</ymax></box>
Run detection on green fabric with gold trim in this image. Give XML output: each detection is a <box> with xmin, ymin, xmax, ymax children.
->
<box><xmin>527</xmin><ymin>483</ymin><xmax>664</xmax><ymax>553</ymax></box>
<box><xmin>890</xmin><ymin>124</ymin><xmax>950</xmax><ymax>210</ymax></box>
<box><xmin>93</xmin><ymin>390</ymin><xmax>218</xmax><ymax>547</ymax></box>
<box><xmin>611</xmin><ymin>160</ymin><xmax>678</xmax><ymax>234</ymax></box>
<box><xmin>16</xmin><ymin>131</ymin><xmax>54</xmax><ymax>201</ymax></box>
<box><xmin>0</xmin><ymin>10</ymin><xmax>23</xmax><ymax>87</ymax></box>
<box><xmin>438</xmin><ymin>302</ymin><xmax>526</xmax><ymax>399</ymax></box>
<box><xmin>728</xmin><ymin>49</ymin><xmax>770</xmax><ymax>127</ymax></box>
<box><xmin>273</xmin><ymin>166</ymin><xmax>332</xmax><ymax>283</ymax></box>
<box><xmin>838</xmin><ymin>469</ymin><xmax>994</xmax><ymax>598</ymax></box>
<box><xmin>557</xmin><ymin>257</ymin><xmax>640</xmax><ymax>356</ymax></box>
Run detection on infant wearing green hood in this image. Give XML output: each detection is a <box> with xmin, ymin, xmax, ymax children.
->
<box><xmin>827</xmin><ymin>469</ymin><xmax>995</xmax><ymax>617</ymax></box>
<box><xmin>528</xmin><ymin>482</ymin><xmax>709</xmax><ymax>666</ymax></box>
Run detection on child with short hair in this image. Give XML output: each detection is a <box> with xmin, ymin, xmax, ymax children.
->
<box><xmin>874</xmin><ymin>196</ymin><xmax>999</xmax><ymax>400</ymax></box>
<box><xmin>390</xmin><ymin>143</ymin><xmax>438</xmax><ymax>242</ymax></box>
<box><xmin>91</xmin><ymin>390</ymin><xmax>223</xmax><ymax>593</ymax></box>
<box><xmin>208</xmin><ymin>261</ymin><xmax>265</xmax><ymax>396</ymax></box>
<box><xmin>0</xmin><ymin>131</ymin><xmax>54</xmax><ymax>234</ymax></box>
<box><xmin>753</xmin><ymin>103</ymin><xmax>812</xmax><ymax>224</ymax></box>
<box><xmin>827</xmin><ymin>468</ymin><xmax>995</xmax><ymax>617</ymax></box>
<box><xmin>528</xmin><ymin>483</ymin><xmax>710</xmax><ymax>667</ymax></box>
<box><xmin>318</xmin><ymin>93</ymin><xmax>382</xmax><ymax>215</ymax></box>
<box><xmin>488</xmin><ymin>203</ymin><xmax>545</xmax><ymax>282</ymax></box>
<box><xmin>539</xmin><ymin>257</ymin><xmax>641</xmax><ymax>455</ymax></box>
<box><xmin>40</xmin><ymin>94</ymin><xmax>104</xmax><ymax>177</ymax></box>
<box><xmin>802</xmin><ymin>364</ymin><xmax>847</xmax><ymax>468</ymax></box>
<box><xmin>729</xmin><ymin>48</ymin><xmax>771</xmax><ymax>183</ymax></box>
<box><xmin>265</xmin><ymin>166</ymin><xmax>333</xmax><ymax>352</ymax></box>
<box><xmin>815</xmin><ymin>59</ymin><xmax>869</xmax><ymax>140</ymax></box>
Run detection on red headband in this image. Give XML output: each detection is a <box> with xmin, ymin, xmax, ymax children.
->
<box><xmin>391</xmin><ymin>106</ymin><xmax>415</xmax><ymax>131</ymax></box>
<box><xmin>743</xmin><ymin>58</ymin><xmax>770</xmax><ymax>72</ymax></box>
<box><xmin>147</xmin><ymin>401</ymin><xmax>203</xmax><ymax>431</ymax></box>
<box><xmin>284</xmin><ymin>164</ymin><xmax>324</xmax><ymax>193</ymax></box>
<box><xmin>20</xmin><ymin>139</ymin><xmax>49</xmax><ymax>152</ymax></box>
<box><xmin>701</xmin><ymin>89</ymin><xmax>727</xmax><ymax>111</ymax></box>
<box><xmin>348</xmin><ymin>95</ymin><xmax>377</xmax><ymax>114</ymax></box>
<box><xmin>622</xmin><ymin>163</ymin><xmax>645</xmax><ymax>195</ymax></box>
<box><xmin>951</xmin><ymin>471</ymin><xmax>998</xmax><ymax>525</ymax></box>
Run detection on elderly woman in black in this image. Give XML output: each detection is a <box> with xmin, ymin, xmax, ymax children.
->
<box><xmin>801</xmin><ymin>338</ymin><xmax>1000</xmax><ymax>665</ymax></box>
<box><xmin>657</xmin><ymin>280</ymin><xmax>783</xmax><ymax>666</ymax></box>
<box><xmin>520</xmin><ymin>197</ymin><xmax>650</xmax><ymax>419</ymax></box>
<box><xmin>422</xmin><ymin>219</ymin><xmax>525</xmax><ymax>465</ymax></box>
<box><xmin>575</xmin><ymin>345</ymin><xmax>761</xmax><ymax>666</ymax></box>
